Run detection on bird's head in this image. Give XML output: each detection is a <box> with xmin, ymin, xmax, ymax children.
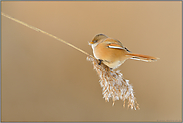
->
<box><xmin>89</xmin><ymin>34</ymin><xmax>108</xmax><ymax>46</ymax></box>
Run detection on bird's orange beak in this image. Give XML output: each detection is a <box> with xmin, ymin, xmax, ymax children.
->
<box><xmin>88</xmin><ymin>41</ymin><xmax>94</xmax><ymax>45</ymax></box>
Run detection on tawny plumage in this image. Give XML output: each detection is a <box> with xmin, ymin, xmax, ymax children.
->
<box><xmin>89</xmin><ymin>34</ymin><xmax>159</xmax><ymax>69</ymax></box>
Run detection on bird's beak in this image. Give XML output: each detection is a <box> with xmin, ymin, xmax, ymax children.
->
<box><xmin>88</xmin><ymin>41</ymin><xmax>94</xmax><ymax>45</ymax></box>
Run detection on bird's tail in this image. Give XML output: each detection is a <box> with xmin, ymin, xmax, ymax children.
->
<box><xmin>126</xmin><ymin>53</ymin><xmax>159</xmax><ymax>62</ymax></box>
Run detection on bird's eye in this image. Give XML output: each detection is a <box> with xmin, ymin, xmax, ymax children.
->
<box><xmin>93</xmin><ymin>40</ymin><xmax>97</xmax><ymax>43</ymax></box>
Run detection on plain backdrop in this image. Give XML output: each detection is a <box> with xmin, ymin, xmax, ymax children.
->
<box><xmin>2</xmin><ymin>1</ymin><xmax>182</xmax><ymax>122</ymax></box>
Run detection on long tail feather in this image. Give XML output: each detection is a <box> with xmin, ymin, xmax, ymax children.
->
<box><xmin>126</xmin><ymin>53</ymin><xmax>159</xmax><ymax>62</ymax></box>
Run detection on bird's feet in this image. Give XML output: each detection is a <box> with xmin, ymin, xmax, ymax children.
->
<box><xmin>98</xmin><ymin>59</ymin><xmax>103</xmax><ymax>65</ymax></box>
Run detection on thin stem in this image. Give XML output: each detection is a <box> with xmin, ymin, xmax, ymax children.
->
<box><xmin>1</xmin><ymin>12</ymin><xmax>94</xmax><ymax>58</ymax></box>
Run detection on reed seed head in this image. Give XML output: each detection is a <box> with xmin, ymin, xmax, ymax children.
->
<box><xmin>87</xmin><ymin>56</ymin><xmax>140</xmax><ymax>110</ymax></box>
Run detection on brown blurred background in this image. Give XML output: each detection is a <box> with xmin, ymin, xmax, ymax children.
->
<box><xmin>1</xmin><ymin>1</ymin><xmax>182</xmax><ymax>122</ymax></box>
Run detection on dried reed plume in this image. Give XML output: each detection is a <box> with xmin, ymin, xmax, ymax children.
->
<box><xmin>87</xmin><ymin>56</ymin><xmax>140</xmax><ymax>110</ymax></box>
<box><xmin>2</xmin><ymin>12</ymin><xmax>139</xmax><ymax>110</ymax></box>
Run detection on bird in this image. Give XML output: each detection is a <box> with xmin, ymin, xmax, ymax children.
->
<box><xmin>89</xmin><ymin>34</ymin><xmax>159</xmax><ymax>69</ymax></box>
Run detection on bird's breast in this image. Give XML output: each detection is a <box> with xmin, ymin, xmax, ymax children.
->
<box><xmin>93</xmin><ymin>43</ymin><xmax>128</xmax><ymax>68</ymax></box>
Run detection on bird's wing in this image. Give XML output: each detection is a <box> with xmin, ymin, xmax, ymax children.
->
<box><xmin>107</xmin><ymin>43</ymin><xmax>125</xmax><ymax>50</ymax></box>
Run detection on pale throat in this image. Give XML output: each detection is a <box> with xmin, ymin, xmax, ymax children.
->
<box><xmin>91</xmin><ymin>43</ymin><xmax>99</xmax><ymax>50</ymax></box>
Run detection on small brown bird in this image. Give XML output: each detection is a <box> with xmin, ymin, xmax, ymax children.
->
<box><xmin>89</xmin><ymin>34</ymin><xmax>159</xmax><ymax>69</ymax></box>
